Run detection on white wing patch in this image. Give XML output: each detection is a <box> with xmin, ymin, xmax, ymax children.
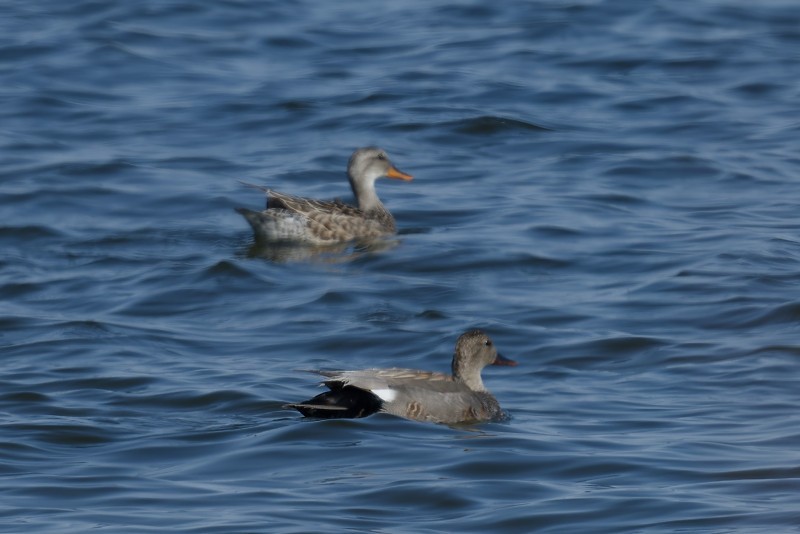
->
<box><xmin>371</xmin><ymin>388</ymin><xmax>397</xmax><ymax>402</ymax></box>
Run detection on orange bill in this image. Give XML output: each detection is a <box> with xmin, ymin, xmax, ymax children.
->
<box><xmin>386</xmin><ymin>166</ymin><xmax>414</xmax><ymax>181</ymax></box>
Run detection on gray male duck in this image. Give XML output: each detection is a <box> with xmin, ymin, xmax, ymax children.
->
<box><xmin>286</xmin><ymin>330</ymin><xmax>516</xmax><ymax>425</ymax></box>
<box><xmin>237</xmin><ymin>147</ymin><xmax>412</xmax><ymax>245</ymax></box>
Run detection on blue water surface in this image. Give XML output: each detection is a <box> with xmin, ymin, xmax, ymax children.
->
<box><xmin>2</xmin><ymin>1</ymin><xmax>800</xmax><ymax>532</ymax></box>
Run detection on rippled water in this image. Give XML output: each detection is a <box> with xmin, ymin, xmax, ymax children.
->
<box><xmin>3</xmin><ymin>1</ymin><xmax>800</xmax><ymax>532</ymax></box>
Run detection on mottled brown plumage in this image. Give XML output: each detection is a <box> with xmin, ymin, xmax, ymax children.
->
<box><xmin>237</xmin><ymin>147</ymin><xmax>412</xmax><ymax>245</ymax></box>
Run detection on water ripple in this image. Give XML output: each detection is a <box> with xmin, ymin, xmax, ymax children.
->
<box><xmin>2</xmin><ymin>0</ymin><xmax>800</xmax><ymax>532</ymax></box>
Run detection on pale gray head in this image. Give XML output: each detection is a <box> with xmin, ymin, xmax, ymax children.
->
<box><xmin>346</xmin><ymin>147</ymin><xmax>412</xmax><ymax>211</ymax></box>
<box><xmin>451</xmin><ymin>330</ymin><xmax>516</xmax><ymax>391</ymax></box>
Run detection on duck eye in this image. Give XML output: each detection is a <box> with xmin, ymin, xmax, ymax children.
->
<box><xmin>377</xmin><ymin>153</ymin><xmax>386</xmax><ymax>160</ymax></box>
<box><xmin>484</xmin><ymin>339</ymin><xmax>492</xmax><ymax>347</ymax></box>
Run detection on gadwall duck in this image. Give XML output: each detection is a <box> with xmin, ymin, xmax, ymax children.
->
<box><xmin>237</xmin><ymin>147</ymin><xmax>412</xmax><ymax>245</ymax></box>
<box><xmin>286</xmin><ymin>330</ymin><xmax>516</xmax><ymax>425</ymax></box>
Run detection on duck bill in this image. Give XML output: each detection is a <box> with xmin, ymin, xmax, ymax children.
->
<box><xmin>386</xmin><ymin>166</ymin><xmax>414</xmax><ymax>181</ymax></box>
<box><xmin>492</xmin><ymin>353</ymin><xmax>518</xmax><ymax>366</ymax></box>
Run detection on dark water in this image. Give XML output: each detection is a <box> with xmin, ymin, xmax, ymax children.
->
<box><xmin>2</xmin><ymin>1</ymin><xmax>800</xmax><ymax>532</ymax></box>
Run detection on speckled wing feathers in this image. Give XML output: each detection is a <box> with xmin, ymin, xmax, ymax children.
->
<box><xmin>241</xmin><ymin>190</ymin><xmax>395</xmax><ymax>244</ymax></box>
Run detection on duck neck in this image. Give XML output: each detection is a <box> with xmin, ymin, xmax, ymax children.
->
<box><xmin>452</xmin><ymin>358</ymin><xmax>487</xmax><ymax>392</ymax></box>
<box><xmin>349</xmin><ymin>174</ymin><xmax>383</xmax><ymax>212</ymax></box>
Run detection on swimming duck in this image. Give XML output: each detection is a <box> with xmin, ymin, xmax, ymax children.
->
<box><xmin>237</xmin><ymin>147</ymin><xmax>412</xmax><ymax>245</ymax></box>
<box><xmin>285</xmin><ymin>330</ymin><xmax>516</xmax><ymax>424</ymax></box>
